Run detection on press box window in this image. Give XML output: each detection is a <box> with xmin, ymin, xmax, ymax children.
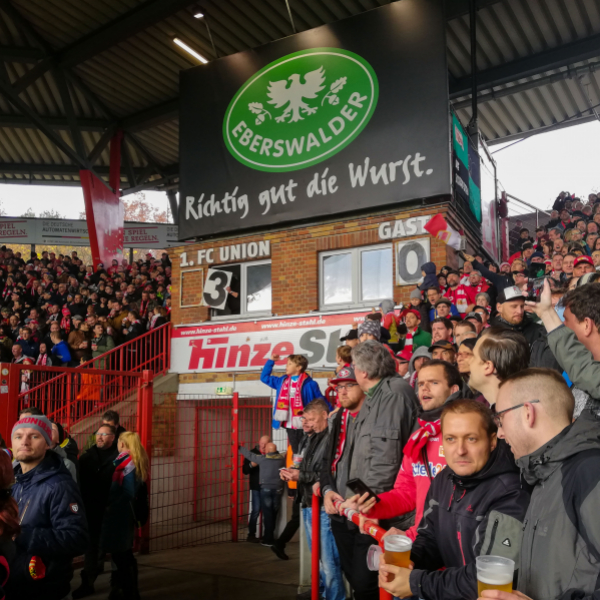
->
<box><xmin>211</xmin><ymin>260</ymin><xmax>272</xmax><ymax>318</ymax></box>
<box><xmin>319</xmin><ymin>245</ymin><xmax>393</xmax><ymax>309</ymax></box>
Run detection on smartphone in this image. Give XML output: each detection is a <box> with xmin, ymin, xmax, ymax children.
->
<box><xmin>346</xmin><ymin>478</ymin><xmax>381</xmax><ymax>503</ymax></box>
<box><xmin>526</xmin><ymin>277</ymin><xmax>546</xmax><ymax>302</ymax></box>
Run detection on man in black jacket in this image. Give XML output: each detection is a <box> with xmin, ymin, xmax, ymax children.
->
<box><xmin>489</xmin><ymin>286</ymin><xmax>560</xmax><ymax>371</ymax></box>
<box><xmin>72</xmin><ymin>424</ymin><xmax>119</xmax><ymax>599</ymax></box>
<box><xmin>242</xmin><ymin>434</ymin><xmax>271</xmax><ymax>543</ymax></box>
<box><xmin>380</xmin><ymin>400</ymin><xmax>530</xmax><ymax>600</ymax></box>
<box><xmin>281</xmin><ymin>399</ymin><xmax>344</xmax><ymax>600</ymax></box>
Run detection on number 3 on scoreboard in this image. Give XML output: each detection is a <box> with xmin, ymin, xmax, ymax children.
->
<box><xmin>202</xmin><ymin>268</ymin><xmax>233</xmax><ymax>310</ymax></box>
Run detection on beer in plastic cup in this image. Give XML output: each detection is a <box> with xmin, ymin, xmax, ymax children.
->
<box><xmin>476</xmin><ymin>556</ymin><xmax>514</xmax><ymax>595</ymax></box>
<box><xmin>383</xmin><ymin>535</ymin><xmax>412</xmax><ymax>581</ymax></box>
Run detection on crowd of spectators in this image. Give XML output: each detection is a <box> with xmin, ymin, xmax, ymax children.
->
<box><xmin>0</xmin><ymin>248</ymin><xmax>171</xmax><ymax>369</ymax></box>
<box><xmin>240</xmin><ymin>190</ymin><xmax>600</xmax><ymax>600</ymax></box>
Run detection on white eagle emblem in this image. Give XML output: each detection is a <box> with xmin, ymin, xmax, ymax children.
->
<box><xmin>267</xmin><ymin>67</ymin><xmax>326</xmax><ymax>123</ymax></box>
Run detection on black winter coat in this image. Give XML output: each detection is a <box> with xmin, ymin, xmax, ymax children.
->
<box><xmin>8</xmin><ymin>452</ymin><xmax>88</xmax><ymax>600</ymax></box>
<box><xmin>409</xmin><ymin>442</ymin><xmax>531</xmax><ymax>600</ymax></box>
<box><xmin>298</xmin><ymin>429</ymin><xmax>329</xmax><ymax>507</ymax></box>
<box><xmin>78</xmin><ymin>444</ymin><xmax>119</xmax><ymax>534</ymax></box>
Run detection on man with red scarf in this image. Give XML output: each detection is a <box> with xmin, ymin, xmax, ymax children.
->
<box><xmin>261</xmin><ymin>353</ymin><xmax>323</xmax><ymax>452</ymax></box>
<box><xmin>347</xmin><ymin>360</ymin><xmax>463</xmax><ymax>540</ymax></box>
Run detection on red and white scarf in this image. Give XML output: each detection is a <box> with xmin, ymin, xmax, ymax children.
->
<box><xmin>404</xmin><ymin>328</ymin><xmax>417</xmax><ymax>350</ymax></box>
<box><xmin>36</xmin><ymin>353</ymin><xmax>48</xmax><ymax>366</ymax></box>
<box><xmin>331</xmin><ymin>409</ymin><xmax>350</xmax><ymax>474</ymax></box>
<box><xmin>273</xmin><ymin>373</ymin><xmax>307</xmax><ymax>429</ymax></box>
<box><xmin>113</xmin><ymin>451</ymin><xmax>135</xmax><ymax>485</ymax></box>
<box><xmin>403</xmin><ymin>418</ymin><xmax>441</xmax><ymax>462</ymax></box>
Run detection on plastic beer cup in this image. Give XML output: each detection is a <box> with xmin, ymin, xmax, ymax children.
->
<box><xmin>383</xmin><ymin>535</ymin><xmax>412</xmax><ymax>581</ymax></box>
<box><xmin>476</xmin><ymin>556</ymin><xmax>514</xmax><ymax>594</ymax></box>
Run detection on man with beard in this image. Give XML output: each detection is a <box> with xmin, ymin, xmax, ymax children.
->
<box><xmin>490</xmin><ymin>286</ymin><xmax>560</xmax><ymax>370</ymax></box>
<box><xmin>72</xmin><ymin>424</ymin><xmax>119</xmax><ymax>598</ymax></box>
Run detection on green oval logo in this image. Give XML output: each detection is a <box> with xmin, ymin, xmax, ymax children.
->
<box><xmin>223</xmin><ymin>48</ymin><xmax>379</xmax><ymax>172</ymax></box>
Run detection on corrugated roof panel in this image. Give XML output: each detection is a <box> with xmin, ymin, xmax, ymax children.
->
<box><xmin>1</xmin><ymin>0</ymin><xmax>600</xmax><ymax>187</ymax></box>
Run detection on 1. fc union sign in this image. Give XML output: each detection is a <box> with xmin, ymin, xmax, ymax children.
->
<box><xmin>223</xmin><ymin>48</ymin><xmax>379</xmax><ymax>172</ymax></box>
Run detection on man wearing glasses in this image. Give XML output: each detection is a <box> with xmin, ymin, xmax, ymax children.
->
<box><xmin>483</xmin><ymin>368</ymin><xmax>600</xmax><ymax>600</ymax></box>
<box><xmin>73</xmin><ymin>424</ymin><xmax>119</xmax><ymax>599</ymax></box>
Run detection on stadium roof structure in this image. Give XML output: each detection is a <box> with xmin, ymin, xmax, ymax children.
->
<box><xmin>0</xmin><ymin>0</ymin><xmax>599</xmax><ymax>198</ymax></box>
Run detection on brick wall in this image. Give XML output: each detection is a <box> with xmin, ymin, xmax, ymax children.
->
<box><xmin>169</xmin><ymin>203</ymin><xmax>458</xmax><ymax>325</ymax></box>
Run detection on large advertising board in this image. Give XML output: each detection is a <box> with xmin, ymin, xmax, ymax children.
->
<box><xmin>0</xmin><ymin>218</ymin><xmax>182</xmax><ymax>249</ymax></box>
<box><xmin>179</xmin><ymin>0</ymin><xmax>451</xmax><ymax>240</ymax></box>
<box><xmin>171</xmin><ymin>312</ymin><xmax>371</xmax><ymax>373</ymax></box>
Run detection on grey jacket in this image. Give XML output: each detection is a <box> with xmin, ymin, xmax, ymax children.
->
<box><xmin>240</xmin><ymin>447</ymin><xmax>285</xmax><ymax>491</ymax></box>
<box><xmin>349</xmin><ymin>376</ymin><xmax>417</xmax><ymax>495</ymax></box>
<box><xmin>52</xmin><ymin>445</ymin><xmax>77</xmax><ymax>482</ymax></box>
<box><xmin>516</xmin><ymin>410</ymin><xmax>600</xmax><ymax>600</ymax></box>
<box><xmin>548</xmin><ymin>325</ymin><xmax>600</xmax><ymax>406</ymax></box>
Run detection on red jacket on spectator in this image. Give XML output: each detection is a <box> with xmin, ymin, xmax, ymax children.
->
<box><xmin>365</xmin><ymin>411</ymin><xmax>449</xmax><ymax>540</ymax></box>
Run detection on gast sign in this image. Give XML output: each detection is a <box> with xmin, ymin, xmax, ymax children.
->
<box><xmin>170</xmin><ymin>312</ymin><xmax>369</xmax><ymax>373</ymax></box>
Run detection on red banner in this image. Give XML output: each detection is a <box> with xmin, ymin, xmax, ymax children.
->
<box><xmin>80</xmin><ymin>132</ymin><xmax>124</xmax><ymax>269</ymax></box>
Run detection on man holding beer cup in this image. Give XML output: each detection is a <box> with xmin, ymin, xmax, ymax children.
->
<box><xmin>378</xmin><ymin>400</ymin><xmax>529</xmax><ymax>600</ymax></box>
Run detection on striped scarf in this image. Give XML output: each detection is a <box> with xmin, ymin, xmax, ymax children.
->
<box><xmin>113</xmin><ymin>451</ymin><xmax>135</xmax><ymax>485</ymax></box>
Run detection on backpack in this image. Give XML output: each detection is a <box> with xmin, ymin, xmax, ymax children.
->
<box><xmin>132</xmin><ymin>480</ymin><xmax>149</xmax><ymax>527</ymax></box>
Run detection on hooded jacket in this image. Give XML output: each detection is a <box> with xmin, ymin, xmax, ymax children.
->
<box><xmin>409</xmin><ymin>442</ymin><xmax>530</xmax><ymax>600</ymax></box>
<box><xmin>489</xmin><ymin>314</ymin><xmax>561</xmax><ymax>371</ymax></box>
<box><xmin>9</xmin><ymin>451</ymin><xmax>88</xmax><ymax>600</ymax></box>
<box><xmin>419</xmin><ymin>262</ymin><xmax>439</xmax><ymax>291</ymax></box>
<box><xmin>516</xmin><ymin>409</ymin><xmax>600</xmax><ymax>600</ymax></box>
<box><xmin>52</xmin><ymin>444</ymin><xmax>76</xmax><ymax>482</ymax></box>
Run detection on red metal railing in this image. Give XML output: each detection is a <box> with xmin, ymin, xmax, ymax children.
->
<box><xmin>17</xmin><ymin>322</ymin><xmax>171</xmax><ymax>419</ymax></box>
<box><xmin>309</xmin><ymin>494</ymin><xmax>393</xmax><ymax>600</ymax></box>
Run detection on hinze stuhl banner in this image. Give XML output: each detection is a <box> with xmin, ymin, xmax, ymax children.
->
<box><xmin>179</xmin><ymin>0</ymin><xmax>450</xmax><ymax>240</ymax></box>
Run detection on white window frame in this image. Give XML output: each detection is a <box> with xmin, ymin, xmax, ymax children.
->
<box><xmin>211</xmin><ymin>259</ymin><xmax>272</xmax><ymax>320</ymax></box>
<box><xmin>319</xmin><ymin>243</ymin><xmax>393</xmax><ymax>311</ymax></box>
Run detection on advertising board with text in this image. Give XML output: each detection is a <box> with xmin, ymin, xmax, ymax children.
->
<box><xmin>179</xmin><ymin>0</ymin><xmax>450</xmax><ymax>240</ymax></box>
<box><xmin>170</xmin><ymin>312</ymin><xmax>371</xmax><ymax>373</ymax></box>
<box><xmin>0</xmin><ymin>218</ymin><xmax>183</xmax><ymax>249</ymax></box>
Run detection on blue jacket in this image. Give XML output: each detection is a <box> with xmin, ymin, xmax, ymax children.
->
<box><xmin>8</xmin><ymin>451</ymin><xmax>88</xmax><ymax>600</ymax></box>
<box><xmin>429</xmin><ymin>304</ymin><xmax>461</xmax><ymax>321</ymax></box>
<box><xmin>17</xmin><ymin>338</ymin><xmax>39</xmax><ymax>359</ymax></box>
<box><xmin>50</xmin><ymin>339</ymin><xmax>71</xmax><ymax>365</ymax></box>
<box><xmin>419</xmin><ymin>261</ymin><xmax>439</xmax><ymax>291</ymax></box>
<box><xmin>260</xmin><ymin>360</ymin><xmax>324</xmax><ymax>427</ymax></box>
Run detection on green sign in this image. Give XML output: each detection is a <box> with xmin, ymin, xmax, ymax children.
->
<box><xmin>223</xmin><ymin>48</ymin><xmax>379</xmax><ymax>172</ymax></box>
